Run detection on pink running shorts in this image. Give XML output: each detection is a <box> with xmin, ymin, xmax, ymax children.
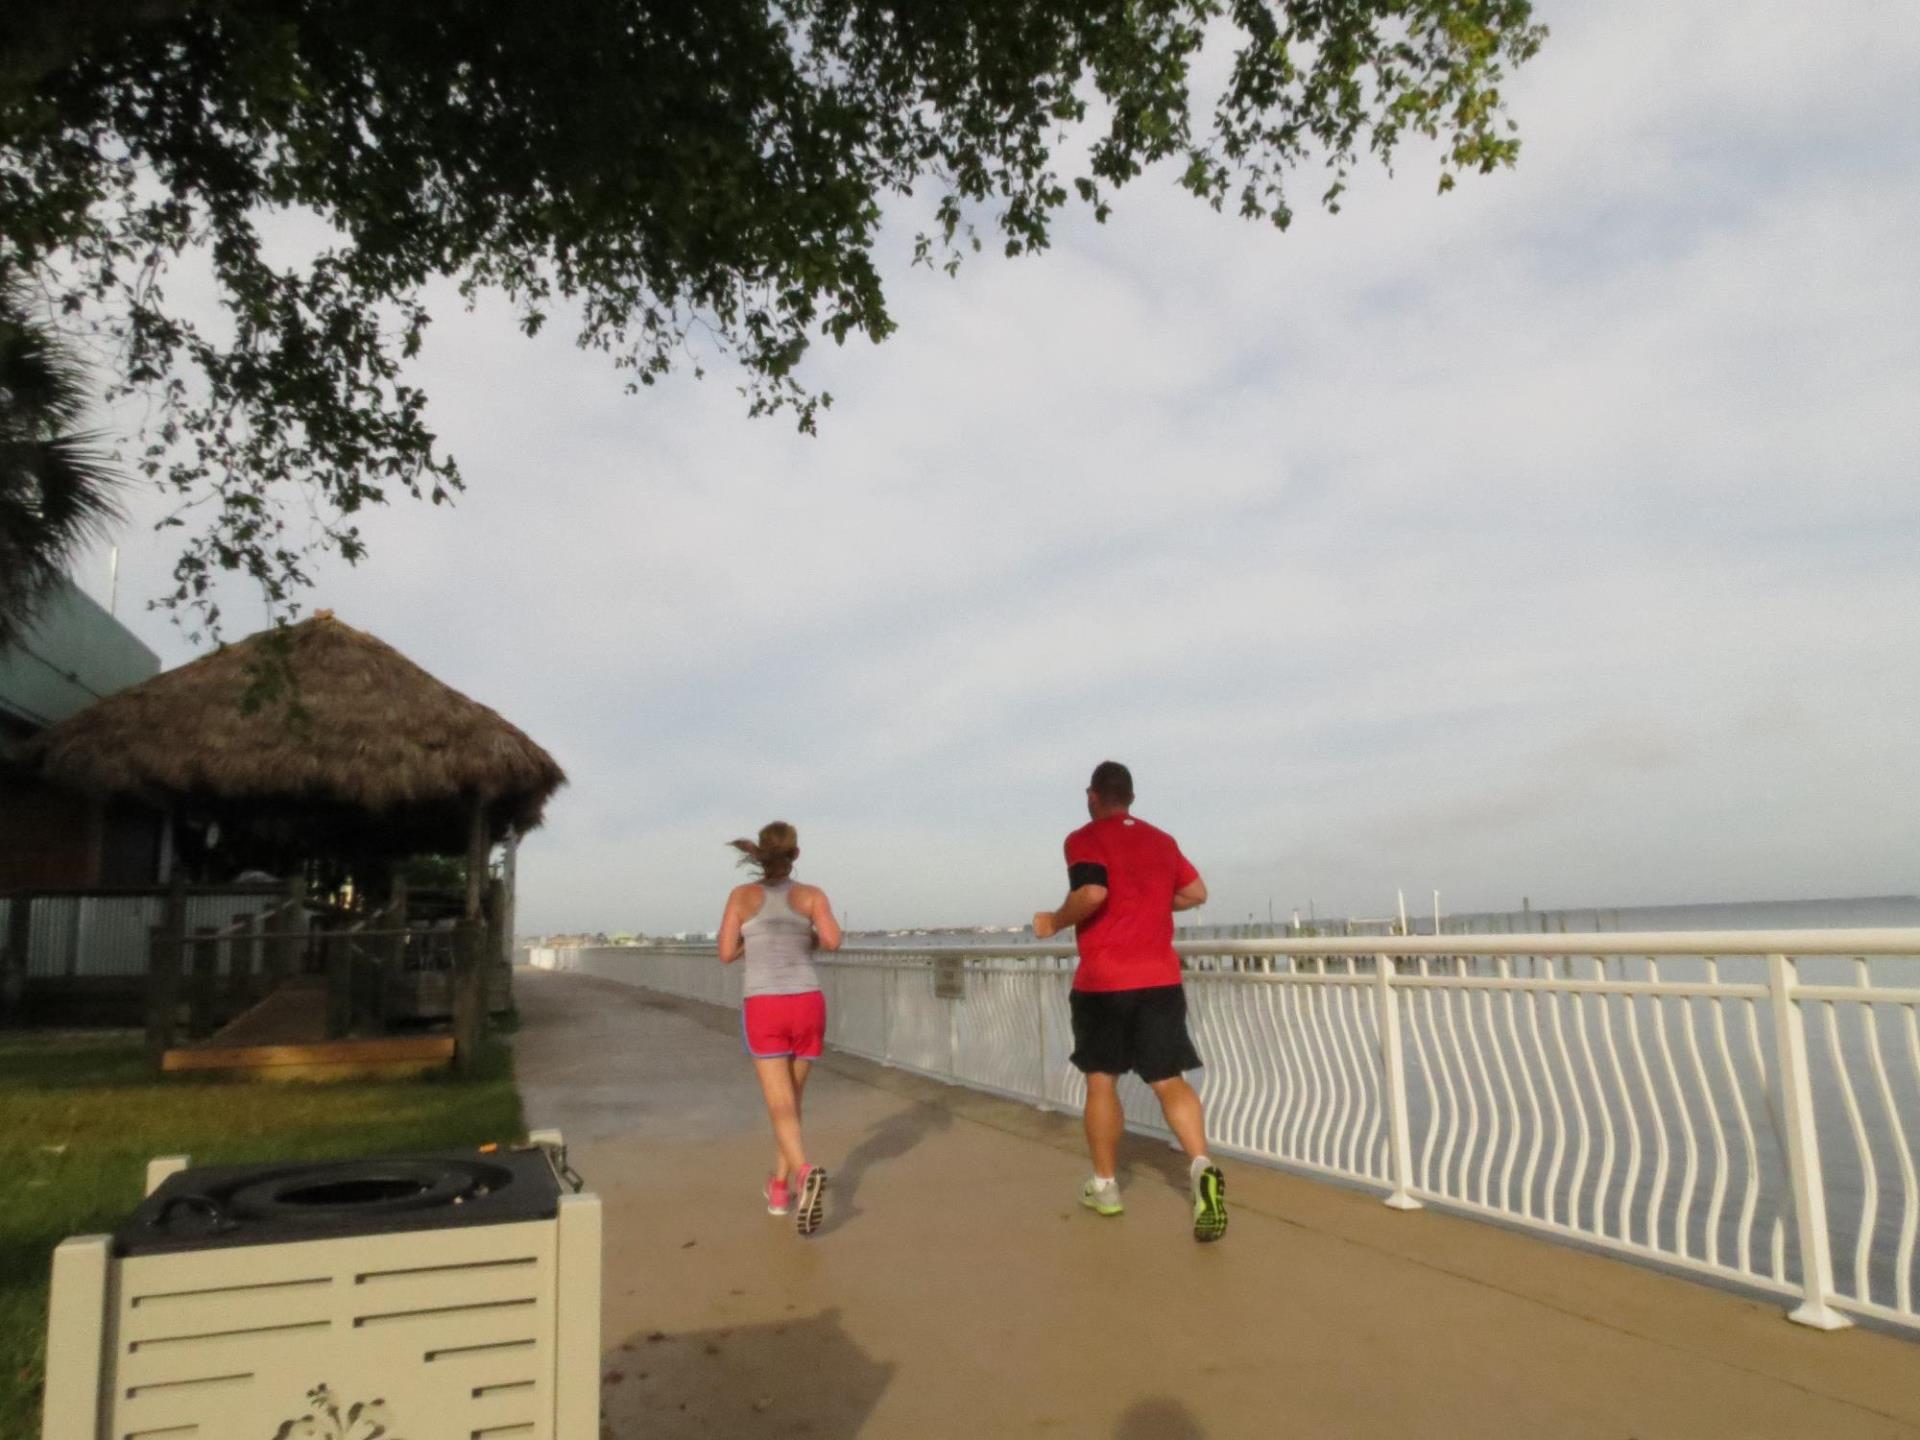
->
<box><xmin>741</xmin><ymin>990</ymin><xmax>826</xmax><ymax>1059</ymax></box>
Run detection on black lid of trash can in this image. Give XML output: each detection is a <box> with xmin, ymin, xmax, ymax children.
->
<box><xmin>112</xmin><ymin>1147</ymin><xmax>563</xmax><ymax>1256</ymax></box>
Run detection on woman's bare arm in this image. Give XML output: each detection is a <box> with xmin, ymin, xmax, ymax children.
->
<box><xmin>717</xmin><ymin>885</ymin><xmax>751</xmax><ymax>962</ymax></box>
<box><xmin>799</xmin><ymin>885</ymin><xmax>843</xmax><ymax>951</ymax></box>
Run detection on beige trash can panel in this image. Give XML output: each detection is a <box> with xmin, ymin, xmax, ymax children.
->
<box><xmin>107</xmin><ymin>1221</ymin><xmax>560</xmax><ymax>1440</ymax></box>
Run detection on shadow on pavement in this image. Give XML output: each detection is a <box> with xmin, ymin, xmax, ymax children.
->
<box><xmin>1117</xmin><ymin>1129</ymin><xmax>1195</xmax><ymax>1196</ymax></box>
<box><xmin>1115</xmin><ymin>1396</ymin><xmax>1209</xmax><ymax>1438</ymax></box>
<box><xmin>601</xmin><ymin>1306</ymin><xmax>894</xmax><ymax>1438</ymax></box>
<box><xmin>817</xmin><ymin>1100</ymin><xmax>954</xmax><ymax>1236</ymax></box>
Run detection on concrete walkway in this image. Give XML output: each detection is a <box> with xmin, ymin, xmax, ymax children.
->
<box><xmin>514</xmin><ymin>969</ymin><xmax>1920</xmax><ymax>1440</ymax></box>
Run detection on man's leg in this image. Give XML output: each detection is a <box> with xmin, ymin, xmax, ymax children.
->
<box><xmin>1154</xmin><ymin>1076</ymin><xmax>1227</xmax><ymax>1240</ymax></box>
<box><xmin>1147</xmin><ymin>1075</ymin><xmax>1208</xmax><ymax>1161</ymax></box>
<box><xmin>1084</xmin><ymin>1071</ymin><xmax>1125</xmax><ymax>1179</ymax></box>
<box><xmin>1142</xmin><ymin>986</ymin><xmax>1227</xmax><ymax>1242</ymax></box>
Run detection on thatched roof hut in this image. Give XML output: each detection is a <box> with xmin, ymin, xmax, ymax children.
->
<box><xmin>29</xmin><ymin>612</ymin><xmax>565</xmax><ymax>860</ymax></box>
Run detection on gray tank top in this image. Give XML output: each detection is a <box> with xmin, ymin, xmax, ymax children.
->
<box><xmin>741</xmin><ymin>880</ymin><xmax>821</xmax><ymax>997</ymax></box>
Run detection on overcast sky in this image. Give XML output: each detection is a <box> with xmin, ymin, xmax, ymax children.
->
<box><xmin>70</xmin><ymin>1</ymin><xmax>1920</xmax><ymax>935</ymax></box>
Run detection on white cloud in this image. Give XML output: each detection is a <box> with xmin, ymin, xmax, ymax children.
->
<box><xmin>69</xmin><ymin>0</ymin><xmax>1920</xmax><ymax>932</ymax></box>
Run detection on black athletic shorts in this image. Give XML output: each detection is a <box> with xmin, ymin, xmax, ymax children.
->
<box><xmin>1069</xmin><ymin>984</ymin><xmax>1203</xmax><ymax>1083</ymax></box>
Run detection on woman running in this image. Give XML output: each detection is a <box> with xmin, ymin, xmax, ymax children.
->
<box><xmin>717</xmin><ymin>821</ymin><xmax>842</xmax><ymax>1235</ymax></box>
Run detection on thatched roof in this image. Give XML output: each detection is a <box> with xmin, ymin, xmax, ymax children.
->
<box><xmin>30</xmin><ymin>612</ymin><xmax>565</xmax><ymax>846</ymax></box>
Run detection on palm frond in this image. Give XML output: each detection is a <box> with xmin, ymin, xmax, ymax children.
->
<box><xmin>0</xmin><ymin>279</ymin><xmax>123</xmax><ymax>649</ymax></box>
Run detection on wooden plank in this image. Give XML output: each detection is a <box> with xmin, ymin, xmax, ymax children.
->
<box><xmin>162</xmin><ymin>1036</ymin><xmax>454</xmax><ymax>1073</ymax></box>
<box><xmin>245</xmin><ymin>1059</ymin><xmax>453</xmax><ymax>1081</ymax></box>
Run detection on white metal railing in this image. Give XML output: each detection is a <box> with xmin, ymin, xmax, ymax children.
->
<box><xmin>551</xmin><ymin>931</ymin><xmax>1920</xmax><ymax>1335</ymax></box>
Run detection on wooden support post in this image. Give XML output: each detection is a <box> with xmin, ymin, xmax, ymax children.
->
<box><xmin>146</xmin><ymin>877</ymin><xmax>186</xmax><ymax>1064</ymax></box>
<box><xmin>187</xmin><ymin>926</ymin><xmax>219</xmax><ymax>1037</ymax></box>
<box><xmin>1</xmin><ymin>892</ymin><xmax>32</xmax><ymax>1021</ymax></box>
<box><xmin>354</xmin><ymin>924</ymin><xmax>384</xmax><ymax>1033</ymax></box>
<box><xmin>465</xmin><ymin>796</ymin><xmax>488</xmax><ymax>922</ymax></box>
<box><xmin>454</xmin><ymin>795</ymin><xmax>490</xmax><ymax>1074</ymax></box>
<box><xmin>379</xmin><ymin>905</ymin><xmax>406</xmax><ymax>1030</ymax></box>
<box><xmin>453</xmin><ymin>918</ymin><xmax>485</xmax><ymax>1076</ymax></box>
<box><xmin>274</xmin><ymin>875</ymin><xmax>303</xmax><ymax>982</ymax></box>
<box><xmin>502</xmin><ymin>829</ymin><xmax>519</xmax><ymax>967</ymax></box>
<box><xmin>326</xmin><ymin>925</ymin><xmax>353</xmax><ymax>1039</ymax></box>
<box><xmin>227</xmin><ymin>912</ymin><xmax>258</xmax><ymax>1014</ymax></box>
<box><xmin>261</xmin><ymin>900</ymin><xmax>284</xmax><ymax>988</ymax></box>
<box><xmin>485</xmin><ymin>875</ymin><xmax>510</xmax><ymax>1016</ymax></box>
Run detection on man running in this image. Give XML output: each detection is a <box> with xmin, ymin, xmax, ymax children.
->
<box><xmin>1032</xmin><ymin>761</ymin><xmax>1227</xmax><ymax>1242</ymax></box>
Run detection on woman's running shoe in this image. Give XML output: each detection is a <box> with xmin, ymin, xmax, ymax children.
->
<box><xmin>764</xmin><ymin>1174</ymin><xmax>791</xmax><ymax>1216</ymax></box>
<box><xmin>1192</xmin><ymin>1164</ymin><xmax>1228</xmax><ymax>1243</ymax></box>
<box><xmin>1080</xmin><ymin>1177</ymin><xmax>1124</xmax><ymax>1216</ymax></box>
<box><xmin>794</xmin><ymin>1164</ymin><xmax>828</xmax><ymax>1236</ymax></box>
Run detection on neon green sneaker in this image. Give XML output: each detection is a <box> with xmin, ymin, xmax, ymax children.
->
<box><xmin>1080</xmin><ymin>1177</ymin><xmax>1124</xmax><ymax>1216</ymax></box>
<box><xmin>1193</xmin><ymin>1164</ymin><xmax>1227</xmax><ymax>1243</ymax></box>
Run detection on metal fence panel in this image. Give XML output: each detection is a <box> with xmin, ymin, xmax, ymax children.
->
<box><xmin>556</xmin><ymin>932</ymin><xmax>1920</xmax><ymax>1334</ymax></box>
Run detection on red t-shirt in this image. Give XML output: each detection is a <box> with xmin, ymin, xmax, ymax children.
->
<box><xmin>1063</xmin><ymin>813</ymin><xmax>1199</xmax><ymax>992</ymax></box>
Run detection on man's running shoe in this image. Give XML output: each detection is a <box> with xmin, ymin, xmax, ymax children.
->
<box><xmin>1080</xmin><ymin>1177</ymin><xmax>1124</xmax><ymax>1216</ymax></box>
<box><xmin>764</xmin><ymin>1174</ymin><xmax>791</xmax><ymax>1216</ymax></box>
<box><xmin>794</xmin><ymin>1164</ymin><xmax>828</xmax><ymax>1236</ymax></box>
<box><xmin>1192</xmin><ymin>1164</ymin><xmax>1228</xmax><ymax>1243</ymax></box>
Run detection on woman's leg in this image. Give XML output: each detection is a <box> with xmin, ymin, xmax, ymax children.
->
<box><xmin>784</xmin><ymin>1059</ymin><xmax>814</xmax><ymax>1174</ymax></box>
<box><xmin>752</xmin><ymin>1056</ymin><xmax>808</xmax><ymax>1180</ymax></box>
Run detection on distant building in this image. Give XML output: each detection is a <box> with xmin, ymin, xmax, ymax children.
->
<box><xmin>0</xmin><ymin>580</ymin><xmax>164</xmax><ymax>889</ymax></box>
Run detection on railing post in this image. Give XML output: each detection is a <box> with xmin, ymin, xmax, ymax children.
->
<box><xmin>1</xmin><ymin>893</ymin><xmax>32</xmax><ymax>1020</ymax></box>
<box><xmin>946</xmin><ymin>960</ymin><xmax>960</xmax><ymax>1080</ymax></box>
<box><xmin>146</xmin><ymin>878</ymin><xmax>186</xmax><ymax>1065</ymax></box>
<box><xmin>1375</xmin><ymin>952</ymin><xmax>1423</xmax><ymax>1211</ymax></box>
<box><xmin>1766</xmin><ymin>952</ymin><xmax>1851</xmax><ymax>1330</ymax></box>
<box><xmin>1035</xmin><ymin>968</ymin><xmax>1051</xmax><ymax>1108</ymax></box>
<box><xmin>881</xmin><ymin>964</ymin><xmax>895</xmax><ymax>1067</ymax></box>
<box><xmin>187</xmin><ymin>926</ymin><xmax>219</xmax><ymax>1037</ymax></box>
<box><xmin>227</xmin><ymin>912</ymin><xmax>257</xmax><ymax>1015</ymax></box>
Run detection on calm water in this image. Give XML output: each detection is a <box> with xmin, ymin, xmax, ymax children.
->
<box><xmin>854</xmin><ymin>894</ymin><xmax>1920</xmax><ymax>947</ymax></box>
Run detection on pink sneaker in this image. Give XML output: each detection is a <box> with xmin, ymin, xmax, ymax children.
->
<box><xmin>764</xmin><ymin>1174</ymin><xmax>791</xmax><ymax>1215</ymax></box>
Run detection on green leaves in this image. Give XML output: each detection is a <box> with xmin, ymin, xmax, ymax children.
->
<box><xmin>0</xmin><ymin>0</ymin><xmax>1544</xmax><ymax>636</ymax></box>
<box><xmin>0</xmin><ymin>275</ymin><xmax>124</xmax><ymax>649</ymax></box>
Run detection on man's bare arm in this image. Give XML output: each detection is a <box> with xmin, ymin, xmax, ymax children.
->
<box><xmin>1172</xmin><ymin>876</ymin><xmax>1208</xmax><ymax>913</ymax></box>
<box><xmin>1033</xmin><ymin>885</ymin><xmax>1108</xmax><ymax>939</ymax></box>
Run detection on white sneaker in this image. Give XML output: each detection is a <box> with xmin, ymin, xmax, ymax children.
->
<box><xmin>1080</xmin><ymin>1177</ymin><xmax>1123</xmax><ymax>1216</ymax></box>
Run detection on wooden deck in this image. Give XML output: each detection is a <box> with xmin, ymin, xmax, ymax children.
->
<box><xmin>161</xmin><ymin>1033</ymin><xmax>455</xmax><ymax>1081</ymax></box>
<box><xmin>161</xmin><ymin>975</ymin><xmax>455</xmax><ymax>1080</ymax></box>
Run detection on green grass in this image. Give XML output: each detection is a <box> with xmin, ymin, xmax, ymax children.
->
<box><xmin>0</xmin><ymin>1033</ymin><xmax>524</xmax><ymax>1439</ymax></box>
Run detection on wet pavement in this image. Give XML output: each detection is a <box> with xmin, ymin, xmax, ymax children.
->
<box><xmin>515</xmin><ymin>968</ymin><xmax>1920</xmax><ymax>1440</ymax></box>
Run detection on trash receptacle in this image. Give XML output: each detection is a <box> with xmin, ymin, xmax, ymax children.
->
<box><xmin>42</xmin><ymin>1132</ymin><xmax>600</xmax><ymax>1440</ymax></box>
